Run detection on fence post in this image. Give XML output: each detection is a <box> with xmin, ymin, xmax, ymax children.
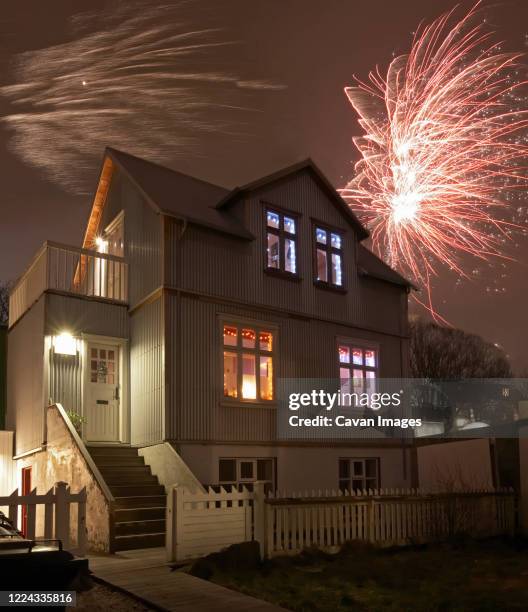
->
<box><xmin>368</xmin><ymin>498</ymin><xmax>375</xmax><ymax>543</ymax></box>
<box><xmin>166</xmin><ymin>486</ymin><xmax>175</xmax><ymax>562</ymax></box>
<box><xmin>166</xmin><ymin>486</ymin><xmax>183</xmax><ymax>562</ymax></box>
<box><xmin>253</xmin><ymin>481</ymin><xmax>266</xmax><ymax>559</ymax></box>
<box><xmin>8</xmin><ymin>490</ymin><xmax>18</xmax><ymax>530</ymax></box>
<box><xmin>54</xmin><ymin>481</ymin><xmax>69</xmax><ymax>549</ymax></box>
<box><xmin>77</xmin><ymin>488</ymin><xmax>87</xmax><ymax>557</ymax></box>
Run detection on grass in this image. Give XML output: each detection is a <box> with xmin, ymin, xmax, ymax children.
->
<box><xmin>208</xmin><ymin>539</ymin><xmax>528</xmax><ymax>611</ymax></box>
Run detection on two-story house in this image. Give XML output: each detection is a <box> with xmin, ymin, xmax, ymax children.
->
<box><xmin>3</xmin><ymin>148</ymin><xmax>414</xmax><ymax>552</ymax></box>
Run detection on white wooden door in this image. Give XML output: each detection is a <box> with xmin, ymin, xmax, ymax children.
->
<box><xmin>85</xmin><ymin>343</ymin><xmax>120</xmax><ymax>442</ymax></box>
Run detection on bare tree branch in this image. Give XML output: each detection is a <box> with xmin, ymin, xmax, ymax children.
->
<box><xmin>410</xmin><ymin>318</ymin><xmax>512</xmax><ymax>379</ymax></box>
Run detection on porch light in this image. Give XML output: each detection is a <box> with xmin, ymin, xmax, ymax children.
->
<box><xmin>54</xmin><ymin>332</ymin><xmax>77</xmax><ymax>356</ymax></box>
<box><xmin>95</xmin><ymin>236</ymin><xmax>108</xmax><ymax>253</ymax></box>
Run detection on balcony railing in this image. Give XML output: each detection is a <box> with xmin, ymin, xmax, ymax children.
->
<box><xmin>9</xmin><ymin>241</ymin><xmax>128</xmax><ymax>328</ymax></box>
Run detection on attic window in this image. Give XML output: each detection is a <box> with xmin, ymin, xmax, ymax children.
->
<box><xmin>314</xmin><ymin>225</ymin><xmax>344</xmax><ymax>288</ymax></box>
<box><xmin>265</xmin><ymin>209</ymin><xmax>297</xmax><ymax>276</ymax></box>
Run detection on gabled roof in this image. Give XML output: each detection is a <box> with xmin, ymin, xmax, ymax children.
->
<box><xmin>104</xmin><ymin>148</ymin><xmax>254</xmax><ymax>240</ymax></box>
<box><xmin>216</xmin><ymin>158</ymin><xmax>370</xmax><ymax>241</ymax></box>
<box><xmin>357</xmin><ymin>245</ymin><xmax>416</xmax><ymax>289</ymax></box>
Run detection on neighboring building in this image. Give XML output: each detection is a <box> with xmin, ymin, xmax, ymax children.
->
<box><xmin>4</xmin><ymin>148</ymin><xmax>414</xmax><ymax>551</ymax></box>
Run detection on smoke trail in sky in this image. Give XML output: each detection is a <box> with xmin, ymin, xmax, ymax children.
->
<box><xmin>0</xmin><ymin>1</ymin><xmax>283</xmax><ymax>193</ymax></box>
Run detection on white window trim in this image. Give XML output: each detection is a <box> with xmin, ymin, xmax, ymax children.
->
<box><xmin>218</xmin><ymin>316</ymin><xmax>278</xmax><ymax>406</ymax></box>
<box><xmin>338</xmin><ymin>457</ymin><xmax>380</xmax><ymax>492</ymax></box>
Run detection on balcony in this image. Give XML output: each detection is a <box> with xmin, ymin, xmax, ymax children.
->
<box><xmin>9</xmin><ymin>241</ymin><xmax>128</xmax><ymax>328</ymax></box>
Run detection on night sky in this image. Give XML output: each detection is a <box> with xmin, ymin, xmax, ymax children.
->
<box><xmin>1</xmin><ymin>0</ymin><xmax>528</xmax><ymax>370</ymax></box>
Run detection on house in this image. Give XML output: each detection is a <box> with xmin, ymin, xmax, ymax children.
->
<box><xmin>3</xmin><ymin>148</ymin><xmax>414</xmax><ymax>552</ymax></box>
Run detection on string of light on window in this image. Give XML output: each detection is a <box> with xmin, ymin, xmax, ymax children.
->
<box><xmin>223</xmin><ymin>324</ymin><xmax>274</xmax><ymax>401</ymax></box>
<box><xmin>339</xmin><ymin>345</ymin><xmax>377</xmax><ymax>368</ymax></box>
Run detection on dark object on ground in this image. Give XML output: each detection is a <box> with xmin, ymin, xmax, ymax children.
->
<box><xmin>0</xmin><ymin>511</ymin><xmax>89</xmax><ymax>591</ymax></box>
<box><xmin>189</xmin><ymin>541</ymin><xmax>261</xmax><ymax>579</ymax></box>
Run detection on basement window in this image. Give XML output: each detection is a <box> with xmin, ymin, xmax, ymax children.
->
<box><xmin>218</xmin><ymin>458</ymin><xmax>275</xmax><ymax>492</ymax></box>
<box><xmin>339</xmin><ymin>458</ymin><xmax>379</xmax><ymax>492</ymax></box>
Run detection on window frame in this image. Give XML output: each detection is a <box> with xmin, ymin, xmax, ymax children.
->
<box><xmin>312</xmin><ymin>221</ymin><xmax>346</xmax><ymax>291</ymax></box>
<box><xmin>336</xmin><ymin>338</ymin><xmax>380</xmax><ymax>395</ymax></box>
<box><xmin>338</xmin><ymin>457</ymin><xmax>380</xmax><ymax>492</ymax></box>
<box><xmin>218</xmin><ymin>457</ymin><xmax>276</xmax><ymax>493</ymax></box>
<box><xmin>220</xmin><ymin>317</ymin><xmax>278</xmax><ymax>405</ymax></box>
<box><xmin>264</xmin><ymin>204</ymin><xmax>300</xmax><ymax>279</ymax></box>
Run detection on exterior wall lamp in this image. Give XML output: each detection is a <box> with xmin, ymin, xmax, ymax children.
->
<box><xmin>53</xmin><ymin>332</ymin><xmax>78</xmax><ymax>356</ymax></box>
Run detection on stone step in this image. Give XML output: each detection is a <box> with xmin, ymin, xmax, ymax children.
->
<box><xmin>115</xmin><ymin>519</ymin><xmax>166</xmax><ymax>536</ymax></box>
<box><xmin>104</xmin><ymin>473</ymin><xmax>158</xmax><ymax>486</ymax></box>
<box><xmin>114</xmin><ymin>495</ymin><xmax>167</xmax><ymax>510</ymax></box>
<box><xmin>113</xmin><ymin>532</ymin><xmax>165</xmax><ymax>552</ymax></box>
<box><xmin>110</xmin><ymin>484</ymin><xmax>165</xmax><ymax>497</ymax></box>
<box><xmin>93</xmin><ymin>456</ymin><xmax>145</xmax><ymax>467</ymax></box>
<box><xmin>88</xmin><ymin>446</ymin><xmax>139</xmax><ymax>457</ymax></box>
<box><xmin>99</xmin><ymin>465</ymin><xmax>152</xmax><ymax>477</ymax></box>
<box><xmin>115</xmin><ymin>506</ymin><xmax>166</xmax><ymax>522</ymax></box>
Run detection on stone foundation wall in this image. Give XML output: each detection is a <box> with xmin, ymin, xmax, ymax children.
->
<box><xmin>16</xmin><ymin>405</ymin><xmax>111</xmax><ymax>552</ymax></box>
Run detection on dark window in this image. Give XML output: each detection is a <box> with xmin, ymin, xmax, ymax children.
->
<box><xmin>219</xmin><ymin>458</ymin><xmax>275</xmax><ymax>493</ymax></box>
<box><xmin>339</xmin><ymin>458</ymin><xmax>379</xmax><ymax>492</ymax></box>
<box><xmin>314</xmin><ymin>226</ymin><xmax>343</xmax><ymax>287</ymax></box>
<box><xmin>266</xmin><ymin>210</ymin><xmax>297</xmax><ymax>275</ymax></box>
<box><xmin>219</xmin><ymin>459</ymin><xmax>237</xmax><ymax>483</ymax></box>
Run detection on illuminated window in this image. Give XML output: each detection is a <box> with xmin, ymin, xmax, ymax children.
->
<box><xmin>223</xmin><ymin>323</ymin><xmax>275</xmax><ymax>401</ymax></box>
<box><xmin>338</xmin><ymin>344</ymin><xmax>377</xmax><ymax>394</ymax></box>
<box><xmin>266</xmin><ymin>209</ymin><xmax>297</xmax><ymax>275</ymax></box>
<box><xmin>339</xmin><ymin>458</ymin><xmax>379</xmax><ymax>492</ymax></box>
<box><xmin>90</xmin><ymin>346</ymin><xmax>117</xmax><ymax>384</ymax></box>
<box><xmin>314</xmin><ymin>226</ymin><xmax>344</xmax><ymax>288</ymax></box>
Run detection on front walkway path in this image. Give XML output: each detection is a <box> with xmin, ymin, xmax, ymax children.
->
<box><xmin>88</xmin><ymin>547</ymin><xmax>284</xmax><ymax>611</ymax></box>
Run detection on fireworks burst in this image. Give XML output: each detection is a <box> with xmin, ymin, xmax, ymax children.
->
<box><xmin>340</xmin><ymin>2</ymin><xmax>528</xmax><ymax>293</ymax></box>
<box><xmin>0</xmin><ymin>1</ymin><xmax>283</xmax><ymax>193</ymax></box>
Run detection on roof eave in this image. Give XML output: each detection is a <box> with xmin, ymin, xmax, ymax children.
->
<box><xmin>358</xmin><ymin>267</ymin><xmax>417</xmax><ymax>291</ymax></box>
<box><xmin>160</xmin><ymin>209</ymin><xmax>255</xmax><ymax>241</ymax></box>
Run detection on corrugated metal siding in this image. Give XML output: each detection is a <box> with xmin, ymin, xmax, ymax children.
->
<box><xmin>0</xmin><ymin>326</ymin><xmax>6</xmax><ymax>429</ymax></box>
<box><xmin>7</xmin><ymin>296</ymin><xmax>46</xmax><ymax>455</ymax></box>
<box><xmin>130</xmin><ymin>296</ymin><xmax>164</xmax><ymax>445</ymax></box>
<box><xmin>167</xmin><ymin>294</ymin><xmax>405</xmax><ymax>443</ymax></box>
<box><xmin>170</xmin><ymin>169</ymin><xmax>405</xmax><ymax>336</ymax></box>
<box><xmin>0</xmin><ymin>431</ymin><xmax>15</xmax><ymax>498</ymax></box>
<box><xmin>101</xmin><ymin>168</ymin><xmax>162</xmax><ymax>308</ymax></box>
<box><xmin>44</xmin><ymin>293</ymin><xmax>128</xmax><ymax>337</ymax></box>
<box><xmin>48</xmin><ymin>351</ymin><xmax>83</xmax><ymax>417</ymax></box>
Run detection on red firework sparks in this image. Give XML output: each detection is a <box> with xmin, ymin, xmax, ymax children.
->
<box><xmin>340</xmin><ymin>2</ymin><xmax>528</xmax><ymax>291</ymax></box>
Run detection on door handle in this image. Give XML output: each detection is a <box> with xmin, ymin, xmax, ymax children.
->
<box><xmin>114</xmin><ymin>386</ymin><xmax>120</xmax><ymax>401</ymax></box>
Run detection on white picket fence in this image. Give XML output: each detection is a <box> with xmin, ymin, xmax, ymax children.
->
<box><xmin>167</xmin><ymin>483</ymin><xmax>515</xmax><ymax>562</ymax></box>
<box><xmin>0</xmin><ymin>481</ymin><xmax>87</xmax><ymax>556</ymax></box>
<box><xmin>167</xmin><ymin>486</ymin><xmax>253</xmax><ymax>561</ymax></box>
<box><xmin>262</xmin><ymin>487</ymin><xmax>515</xmax><ymax>557</ymax></box>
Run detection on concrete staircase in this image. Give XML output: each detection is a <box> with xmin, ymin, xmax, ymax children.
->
<box><xmin>88</xmin><ymin>446</ymin><xmax>166</xmax><ymax>552</ymax></box>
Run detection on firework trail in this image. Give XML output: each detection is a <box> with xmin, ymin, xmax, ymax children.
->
<box><xmin>0</xmin><ymin>2</ymin><xmax>283</xmax><ymax>193</ymax></box>
<box><xmin>340</xmin><ymin>2</ymin><xmax>528</xmax><ymax>297</ymax></box>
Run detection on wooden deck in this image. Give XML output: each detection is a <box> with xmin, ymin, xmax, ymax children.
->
<box><xmin>88</xmin><ymin>548</ymin><xmax>284</xmax><ymax>611</ymax></box>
